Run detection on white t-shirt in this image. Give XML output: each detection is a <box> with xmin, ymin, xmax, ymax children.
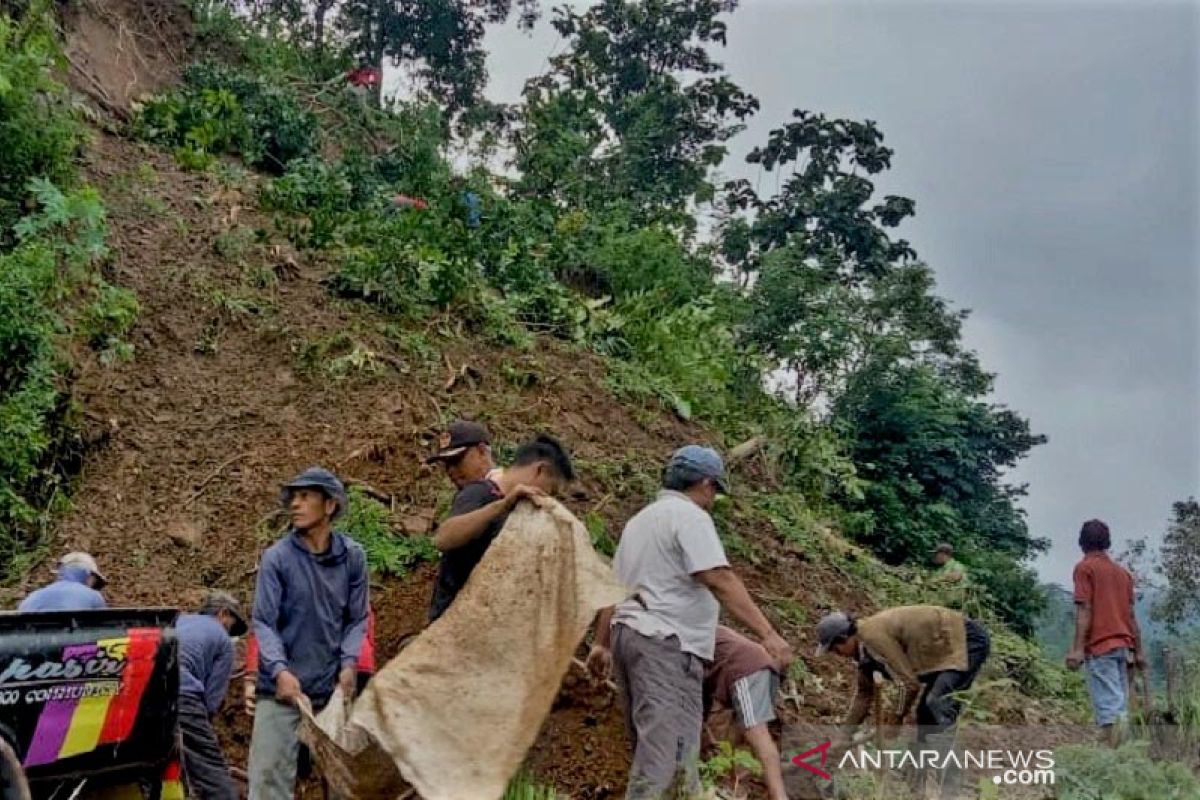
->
<box><xmin>612</xmin><ymin>490</ymin><xmax>730</xmax><ymax>659</ymax></box>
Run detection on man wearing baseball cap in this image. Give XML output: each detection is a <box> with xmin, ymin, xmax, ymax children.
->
<box><xmin>247</xmin><ymin>467</ymin><xmax>369</xmax><ymax>800</ymax></box>
<box><xmin>428</xmin><ymin>434</ymin><xmax>575</xmax><ymax>621</ymax></box>
<box><xmin>587</xmin><ymin>445</ymin><xmax>794</xmax><ymax>800</ymax></box>
<box><xmin>814</xmin><ymin>604</ymin><xmax>990</xmax><ymax>795</ymax></box>
<box><xmin>177</xmin><ymin>590</ymin><xmax>248</xmax><ymax>800</ymax></box>
<box><xmin>18</xmin><ymin>552</ymin><xmax>108</xmax><ymax>611</ymax></box>
<box><xmin>425</xmin><ymin>419</ymin><xmax>496</xmax><ymax>490</ymax></box>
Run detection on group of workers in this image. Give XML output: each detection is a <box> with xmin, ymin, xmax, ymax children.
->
<box><xmin>12</xmin><ymin>417</ymin><xmax>1143</xmax><ymax>800</ymax></box>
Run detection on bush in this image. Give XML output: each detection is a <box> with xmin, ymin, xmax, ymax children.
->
<box><xmin>0</xmin><ymin>10</ymin><xmax>80</xmax><ymax>236</ymax></box>
<box><xmin>1052</xmin><ymin>742</ymin><xmax>1200</xmax><ymax>799</ymax></box>
<box><xmin>135</xmin><ymin>62</ymin><xmax>317</xmax><ymax>173</ymax></box>
<box><xmin>339</xmin><ymin>487</ymin><xmax>438</xmax><ymax>578</ymax></box>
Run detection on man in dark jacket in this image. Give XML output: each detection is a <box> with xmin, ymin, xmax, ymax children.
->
<box><xmin>247</xmin><ymin>467</ymin><xmax>369</xmax><ymax>800</ymax></box>
<box><xmin>177</xmin><ymin>590</ymin><xmax>248</xmax><ymax>800</ymax></box>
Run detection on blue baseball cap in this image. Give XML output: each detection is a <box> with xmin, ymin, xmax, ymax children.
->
<box><xmin>668</xmin><ymin>445</ymin><xmax>729</xmax><ymax>494</ymax></box>
<box><xmin>281</xmin><ymin>467</ymin><xmax>348</xmax><ymax>520</ymax></box>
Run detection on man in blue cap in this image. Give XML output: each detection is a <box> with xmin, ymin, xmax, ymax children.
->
<box><xmin>19</xmin><ymin>552</ymin><xmax>108</xmax><ymax>611</ymax></box>
<box><xmin>247</xmin><ymin>467</ymin><xmax>369</xmax><ymax>800</ymax></box>
<box><xmin>587</xmin><ymin>445</ymin><xmax>794</xmax><ymax>800</ymax></box>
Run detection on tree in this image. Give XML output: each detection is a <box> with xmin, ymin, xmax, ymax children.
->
<box><xmin>337</xmin><ymin>0</ymin><xmax>539</xmax><ymax>110</ymax></box>
<box><xmin>722</xmin><ymin>111</ymin><xmax>916</xmax><ymax>282</ymax></box>
<box><xmin>718</xmin><ymin>111</ymin><xmax>964</xmax><ymax>405</ymax></box>
<box><xmin>225</xmin><ymin>0</ymin><xmax>539</xmax><ymax>110</ymax></box>
<box><xmin>513</xmin><ymin>0</ymin><xmax>758</xmax><ymax>228</ymax></box>
<box><xmin>834</xmin><ymin>362</ymin><xmax>1049</xmax><ymax>633</ymax></box>
<box><xmin>1153</xmin><ymin>498</ymin><xmax>1200</xmax><ymax>627</ymax></box>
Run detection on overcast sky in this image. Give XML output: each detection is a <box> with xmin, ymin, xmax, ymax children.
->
<box><xmin>471</xmin><ymin>1</ymin><xmax>1200</xmax><ymax>587</ymax></box>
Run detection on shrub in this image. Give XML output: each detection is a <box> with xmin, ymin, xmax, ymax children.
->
<box><xmin>0</xmin><ymin>10</ymin><xmax>80</xmax><ymax>236</ymax></box>
<box><xmin>339</xmin><ymin>487</ymin><xmax>438</xmax><ymax>578</ymax></box>
<box><xmin>1052</xmin><ymin>742</ymin><xmax>1200</xmax><ymax>800</ymax></box>
<box><xmin>135</xmin><ymin>62</ymin><xmax>317</xmax><ymax>173</ymax></box>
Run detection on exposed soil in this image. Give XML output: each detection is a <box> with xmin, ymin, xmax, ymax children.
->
<box><xmin>15</xmin><ymin>125</ymin><xmax>880</xmax><ymax>796</ymax></box>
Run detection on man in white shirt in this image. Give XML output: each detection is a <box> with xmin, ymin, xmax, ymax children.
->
<box><xmin>588</xmin><ymin>446</ymin><xmax>794</xmax><ymax>799</ymax></box>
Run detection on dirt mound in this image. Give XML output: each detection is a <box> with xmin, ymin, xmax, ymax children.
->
<box><xmin>63</xmin><ymin>0</ymin><xmax>189</xmax><ymax>118</ymax></box>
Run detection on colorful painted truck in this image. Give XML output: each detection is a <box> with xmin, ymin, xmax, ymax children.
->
<box><xmin>0</xmin><ymin>609</ymin><xmax>184</xmax><ymax>799</ymax></box>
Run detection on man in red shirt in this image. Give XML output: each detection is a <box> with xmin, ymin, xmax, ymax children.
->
<box><xmin>1066</xmin><ymin>519</ymin><xmax>1146</xmax><ymax>740</ymax></box>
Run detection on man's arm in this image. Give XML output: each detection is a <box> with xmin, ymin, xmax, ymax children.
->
<box><xmin>208</xmin><ymin>637</ymin><xmax>234</xmax><ymax>717</ymax></box>
<box><xmin>694</xmin><ymin>567</ymin><xmax>792</xmax><ymax>666</ymax></box>
<box><xmin>433</xmin><ymin>482</ymin><xmax>545</xmax><ymax>553</ymax></box>
<box><xmin>844</xmin><ymin>666</ymin><xmax>876</xmax><ymax>730</ymax></box>
<box><xmin>1067</xmin><ymin>603</ymin><xmax>1091</xmax><ymax>670</ymax></box>
<box><xmin>586</xmin><ymin>606</ymin><xmax>616</xmax><ymax>677</ymax></box>
<box><xmin>251</xmin><ymin>555</ymin><xmax>289</xmax><ymax>680</ymax></box>
<box><xmin>856</xmin><ymin>633</ymin><xmax>921</xmax><ymax>722</ymax></box>
<box><xmin>339</xmin><ymin>549</ymin><xmax>370</xmax><ymax>669</ymax></box>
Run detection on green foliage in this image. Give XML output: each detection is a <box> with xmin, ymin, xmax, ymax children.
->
<box><xmin>1052</xmin><ymin>742</ymin><xmax>1200</xmax><ymax>800</ymax></box>
<box><xmin>339</xmin><ymin>487</ymin><xmax>438</xmax><ymax>578</ymax></box>
<box><xmin>0</xmin><ymin>8</ymin><xmax>80</xmax><ymax>236</ymax></box>
<box><xmin>135</xmin><ymin>62</ymin><xmax>317</xmax><ymax>173</ymax></box>
<box><xmin>515</xmin><ymin>0</ymin><xmax>756</xmax><ymax>226</ymax></box>
<box><xmin>0</xmin><ymin>183</ymin><xmax>119</xmax><ymax>579</ymax></box>
<box><xmin>835</xmin><ymin>362</ymin><xmax>1048</xmax><ymax>634</ymax></box>
<box><xmin>15</xmin><ymin>179</ymin><xmax>109</xmax><ymax>268</ymax></box>
<box><xmin>1152</xmin><ymin>497</ymin><xmax>1200</xmax><ymax>627</ymax></box>
<box><xmin>585</xmin><ymin>511</ymin><xmax>616</xmax><ymax>558</ymax></box>
<box><xmin>83</xmin><ymin>284</ymin><xmax>140</xmax><ymax>364</ymax></box>
<box><xmin>699</xmin><ymin>740</ymin><xmax>761</xmax><ymax>794</ymax></box>
<box><xmin>500</xmin><ymin>772</ymin><xmax>561</xmax><ymax>800</ymax></box>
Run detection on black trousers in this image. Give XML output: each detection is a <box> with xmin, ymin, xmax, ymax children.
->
<box><xmin>917</xmin><ymin>619</ymin><xmax>991</xmax><ymax>739</ymax></box>
<box><xmin>179</xmin><ymin>694</ymin><xmax>237</xmax><ymax>800</ymax></box>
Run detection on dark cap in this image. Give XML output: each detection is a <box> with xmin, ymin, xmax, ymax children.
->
<box><xmin>426</xmin><ymin>420</ymin><xmax>491</xmax><ymax>464</ymax></box>
<box><xmin>281</xmin><ymin>466</ymin><xmax>348</xmax><ymax>520</ymax></box>
<box><xmin>199</xmin><ymin>590</ymin><xmax>249</xmax><ymax>637</ymax></box>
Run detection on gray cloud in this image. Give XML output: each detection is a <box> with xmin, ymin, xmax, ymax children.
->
<box><xmin>483</xmin><ymin>1</ymin><xmax>1200</xmax><ymax>586</ymax></box>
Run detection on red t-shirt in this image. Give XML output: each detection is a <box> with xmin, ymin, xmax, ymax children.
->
<box><xmin>246</xmin><ymin>606</ymin><xmax>376</xmax><ymax>674</ymax></box>
<box><xmin>1073</xmin><ymin>552</ymin><xmax>1136</xmax><ymax>656</ymax></box>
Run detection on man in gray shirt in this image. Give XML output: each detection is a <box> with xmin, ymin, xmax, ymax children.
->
<box><xmin>588</xmin><ymin>445</ymin><xmax>794</xmax><ymax>799</ymax></box>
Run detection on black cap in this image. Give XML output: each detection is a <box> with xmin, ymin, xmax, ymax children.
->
<box><xmin>426</xmin><ymin>420</ymin><xmax>491</xmax><ymax>464</ymax></box>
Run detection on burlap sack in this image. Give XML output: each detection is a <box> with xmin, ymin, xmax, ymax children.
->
<box><xmin>299</xmin><ymin>500</ymin><xmax>629</xmax><ymax>800</ymax></box>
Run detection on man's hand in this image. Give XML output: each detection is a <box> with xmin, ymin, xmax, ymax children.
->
<box><xmin>243</xmin><ymin>680</ymin><xmax>257</xmax><ymax>716</ymax></box>
<box><xmin>275</xmin><ymin>669</ymin><xmax>303</xmax><ymax>705</ymax></box>
<box><xmin>1134</xmin><ymin>649</ymin><xmax>1148</xmax><ymax>671</ymax></box>
<box><xmin>338</xmin><ymin>667</ymin><xmax>357</xmax><ymax>702</ymax></box>
<box><xmin>1065</xmin><ymin>649</ymin><xmax>1085</xmax><ymax>671</ymax></box>
<box><xmin>762</xmin><ymin>632</ymin><xmax>795</xmax><ymax>670</ymax></box>
<box><xmin>505</xmin><ymin>484</ymin><xmax>548</xmax><ymax>509</ymax></box>
<box><xmin>586</xmin><ymin>645</ymin><xmax>613</xmax><ymax>680</ymax></box>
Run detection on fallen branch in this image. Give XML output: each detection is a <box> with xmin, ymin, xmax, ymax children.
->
<box><xmin>183</xmin><ymin>453</ymin><xmax>251</xmax><ymax>508</ymax></box>
<box><xmin>342</xmin><ymin>476</ymin><xmax>394</xmax><ymax>506</ymax></box>
<box><xmin>727</xmin><ymin>436</ymin><xmax>766</xmax><ymax>464</ymax></box>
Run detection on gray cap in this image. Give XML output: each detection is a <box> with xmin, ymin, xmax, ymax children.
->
<box><xmin>58</xmin><ymin>552</ymin><xmax>107</xmax><ymax>589</ymax></box>
<box><xmin>668</xmin><ymin>445</ymin><xmax>729</xmax><ymax>493</ymax></box>
<box><xmin>199</xmin><ymin>590</ymin><xmax>248</xmax><ymax>637</ymax></box>
<box><xmin>815</xmin><ymin>611</ymin><xmax>854</xmax><ymax>656</ymax></box>
<box><xmin>281</xmin><ymin>466</ymin><xmax>348</xmax><ymax>520</ymax></box>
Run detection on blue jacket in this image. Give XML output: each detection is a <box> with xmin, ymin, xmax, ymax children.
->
<box><xmin>252</xmin><ymin>530</ymin><xmax>369</xmax><ymax>701</ymax></box>
<box><xmin>176</xmin><ymin>613</ymin><xmax>234</xmax><ymax>716</ymax></box>
<box><xmin>18</xmin><ymin>567</ymin><xmax>106</xmax><ymax>612</ymax></box>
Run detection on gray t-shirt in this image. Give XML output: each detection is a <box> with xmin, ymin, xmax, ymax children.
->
<box><xmin>612</xmin><ymin>490</ymin><xmax>730</xmax><ymax>659</ymax></box>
